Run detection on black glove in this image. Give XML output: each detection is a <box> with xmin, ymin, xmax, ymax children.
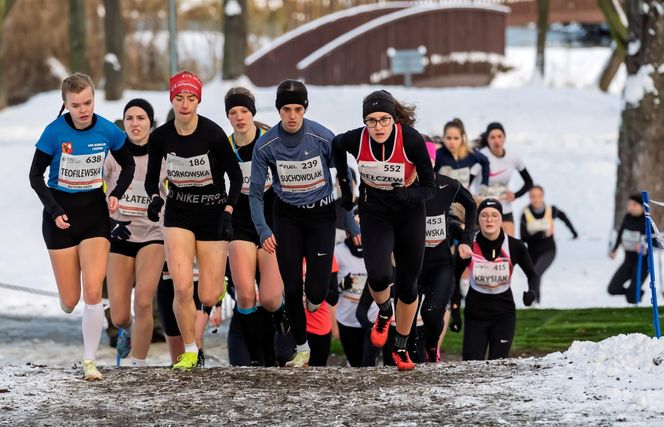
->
<box><xmin>110</xmin><ymin>219</ymin><xmax>132</xmax><ymax>241</ymax></box>
<box><xmin>449</xmin><ymin>307</ymin><xmax>462</xmax><ymax>333</ymax></box>
<box><xmin>218</xmin><ymin>211</ymin><xmax>234</xmax><ymax>241</ymax></box>
<box><xmin>392</xmin><ymin>183</ymin><xmax>411</xmax><ymax>204</ymax></box>
<box><xmin>147</xmin><ymin>196</ymin><xmax>164</xmax><ymax>222</ymax></box>
<box><xmin>341</xmin><ymin>273</ymin><xmax>353</xmax><ymax>291</ymax></box>
<box><xmin>523</xmin><ymin>290</ymin><xmax>537</xmax><ymax>306</ymax></box>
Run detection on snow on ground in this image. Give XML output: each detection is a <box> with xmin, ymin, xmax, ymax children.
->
<box><xmin>2</xmin><ymin>334</ymin><xmax>663</xmax><ymax>425</ymax></box>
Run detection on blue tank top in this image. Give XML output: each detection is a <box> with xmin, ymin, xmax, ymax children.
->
<box><xmin>35</xmin><ymin>114</ymin><xmax>126</xmax><ymax>193</ymax></box>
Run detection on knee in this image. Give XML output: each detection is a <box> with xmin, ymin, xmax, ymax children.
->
<box><xmin>133</xmin><ymin>298</ymin><xmax>153</xmax><ymax>318</ymax></box>
<box><xmin>236</xmin><ymin>293</ymin><xmax>256</xmax><ymax>311</ymax></box>
<box><xmin>397</xmin><ymin>285</ymin><xmax>418</xmax><ymax>305</ymax></box>
<box><xmin>60</xmin><ymin>297</ymin><xmax>78</xmax><ymax>314</ymax></box>
<box><xmin>258</xmin><ymin>291</ymin><xmax>282</xmax><ymax>312</ymax></box>
<box><xmin>367</xmin><ymin>272</ymin><xmax>392</xmax><ymax>293</ymax></box>
<box><xmin>111</xmin><ymin>312</ymin><xmax>131</xmax><ymax>328</ymax></box>
<box><xmin>82</xmin><ymin>288</ymin><xmax>102</xmax><ymax>305</ymax></box>
<box><xmin>173</xmin><ymin>284</ymin><xmax>193</xmax><ymax>303</ymax></box>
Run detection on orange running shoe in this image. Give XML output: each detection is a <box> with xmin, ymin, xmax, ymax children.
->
<box><xmin>370</xmin><ymin>314</ymin><xmax>392</xmax><ymax>348</ymax></box>
<box><xmin>392</xmin><ymin>349</ymin><xmax>415</xmax><ymax>371</ymax></box>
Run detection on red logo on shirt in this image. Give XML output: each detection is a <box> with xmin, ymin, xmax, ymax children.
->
<box><xmin>61</xmin><ymin>142</ymin><xmax>73</xmax><ymax>154</ymax></box>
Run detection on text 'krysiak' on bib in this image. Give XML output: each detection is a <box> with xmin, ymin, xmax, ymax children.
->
<box><xmin>275</xmin><ymin>156</ymin><xmax>325</xmax><ymax>194</ymax></box>
<box><xmin>166</xmin><ymin>152</ymin><xmax>213</xmax><ymax>188</ymax></box>
<box><xmin>58</xmin><ymin>151</ymin><xmax>105</xmax><ymax>190</ymax></box>
<box><xmin>356</xmin><ymin>123</ymin><xmax>417</xmax><ymax>190</ymax></box>
<box><xmin>469</xmin><ymin>238</ymin><xmax>514</xmax><ymax>295</ymax></box>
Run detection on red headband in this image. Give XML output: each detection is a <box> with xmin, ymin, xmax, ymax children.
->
<box><xmin>169</xmin><ymin>71</ymin><xmax>202</xmax><ymax>102</ymax></box>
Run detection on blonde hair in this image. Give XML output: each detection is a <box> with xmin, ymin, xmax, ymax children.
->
<box><xmin>58</xmin><ymin>73</ymin><xmax>94</xmax><ymax>117</ymax></box>
<box><xmin>443</xmin><ymin>118</ymin><xmax>470</xmax><ymax>159</ymax></box>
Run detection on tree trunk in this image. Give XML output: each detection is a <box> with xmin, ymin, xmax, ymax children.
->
<box><xmin>535</xmin><ymin>0</ymin><xmax>550</xmax><ymax>77</ymax></box>
<box><xmin>103</xmin><ymin>0</ymin><xmax>124</xmax><ymax>100</ymax></box>
<box><xmin>0</xmin><ymin>0</ymin><xmax>16</xmax><ymax>110</ymax></box>
<box><xmin>614</xmin><ymin>0</ymin><xmax>664</xmax><ymax>227</ymax></box>
<box><xmin>69</xmin><ymin>0</ymin><xmax>88</xmax><ymax>74</ymax></box>
<box><xmin>222</xmin><ymin>0</ymin><xmax>247</xmax><ymax>80</ymax></box>
<box><xmin>597</xmin><ymin>0</ymin><xmax>628</xmax><ymax>92</ymax></box>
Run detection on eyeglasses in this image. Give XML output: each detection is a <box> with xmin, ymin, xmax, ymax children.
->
<box><xmin>364</xmin><ymin>116</ymin><xmax>392</xmax><ymax>128</ymax></box>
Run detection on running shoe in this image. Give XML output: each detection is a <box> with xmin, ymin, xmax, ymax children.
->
<box><xmin>273</xmin><ymin>310</ymin><xmax>291</xmax><ymax>335</ymax></box>
<box><xmin>173</xmin><ymin>352</ymin><xmax>198</xmax><ymax>370</ymax></box>
<box><xmin>116</xmin><ymin>328</ymin><xmax>131</xmax><ymax>359</ymax></box>
<box><xmin>306</xmin><ymin>299</ymin><xmax>320</xmax><ymax>313</ymax></box>
<box><xmin>82</xmin><ymin>360</ymin><xmax>103</xmax><ymax>381</ymax></box>
<box><xmin>285</xmin><ymin>351</ymin><xmax>310</xmax><ymax>368</ymax></box>
<box><xmin>392</xmin><ymin>349</ymin><xmax>415</xmax><ymax>371</ymax></box>
<box><xmin>197</xmin><ymin>349</ymin><xmax>206</xmax><ymax>368</ymax></box>
<box><xmin>370</xmin><ymin>315</ymin><xmax>392</xmax><ymax>348</ymax></box>
<box><xmin>425</xmin><ymin>346</ymin><xmax>441</xmax><ymax>363</ymax></box>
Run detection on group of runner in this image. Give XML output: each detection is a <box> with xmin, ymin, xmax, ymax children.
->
<box><xmin>31</xmin><ymin>71</ymin><xmax>597</xmax><ymax>381</ymax></box>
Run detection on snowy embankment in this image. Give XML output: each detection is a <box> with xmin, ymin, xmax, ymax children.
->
<box><xmin>1</xmin><ymin>334</ymin><xmax>663</xmax><ymax>425</ymax></box>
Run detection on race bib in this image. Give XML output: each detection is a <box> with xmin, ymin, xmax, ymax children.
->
<box><xmin>622</xmin><ymin>230</ymin><xmax>644</xmax><ymax>252</ymax></box>
<box><xmin>439</xmin><ymin>166</ymin><xmax>470</xmax><ymax>188</ymax></box>
<box><xmin>473</xmin><ymin>260</ymin><xmax>511</xmax><ymax>289</ymax></box>
<box><xmin>527</xmin><ymin>218</ymin><xmax>551</xmax><ymax>235</ymax></box>
<box><xmin>350</xmin><ymin>274</ymin><xmax>368</xmax><ymax>294</ymax></box>
<box><xmin>239</xmin><ymin>161</ymin><xmax>272</xmax><ymax>195</ymax></box>
<box><xmin>276</xmin><ymin>156</ymin><xmax>325</xmax><ymax>193</ymax></box>
<box><xmin>425</xmin><ymin>214</ymin><xmax>447</xmax><ymax>248</ymax></box>
<box><xmin>58</xmin><ymin>152</ymin><xmax>104</xmax><ymax>190</ymax></box>
<box><xmin>358</xmin><ymin>161</ymin><xmax>404</xmax><ymax>190</ymax></box>
<box><xmin>118</xmin><ymin>180</ymin><xmax>150</xmax><ymax>217</ymax></box>
<box><xmin>483</xmin><ymin>184</ymin><xmax>507</xmax><ymax>200</ymax></box>
<box><xmin>166</xmin><ymin>153</ymin><xmax>213</xmax><ymax>188</ymax></box>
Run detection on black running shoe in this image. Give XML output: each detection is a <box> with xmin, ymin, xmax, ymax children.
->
<box><xmin>273</xmin><ymin>311</ymin><xmax>291</xmax><ymax>335</ymax></box>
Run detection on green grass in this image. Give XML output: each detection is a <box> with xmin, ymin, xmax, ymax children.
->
<box><xmin>441</xmin><ymin>307</ymin><xmax>664</xmax><ymax>355</ymax></box>
<box><xmin>330</xmin><ymin>307</ymin><xmax>664</xmax><ymax>357</ymax></box>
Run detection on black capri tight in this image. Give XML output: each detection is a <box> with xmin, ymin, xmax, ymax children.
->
<box><xmin>273</xmin><ymin>198</ymin><xmax>336</xmax><ymax>346</ymax></box>
<box><xmin>360</xmin><ymin>204</ymin><xmax>425</xmax><ymax>304</ymax></box>
<box><xmin>418</xmin><ymin>264</ymin><xmax>454</xmax><ymax>349</ymax></box>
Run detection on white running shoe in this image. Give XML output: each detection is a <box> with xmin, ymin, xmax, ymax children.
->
<box><xmin>285</xmin><ymin>351</ymin><xmax>310</xmax><ymax>368</ymax></box>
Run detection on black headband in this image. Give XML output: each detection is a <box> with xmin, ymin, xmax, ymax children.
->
<box><xmin>225</xmin><ymin>93</ymin><xmax>256</xmax><ymax>116</ymax></box>
<box><xmin>123</xmin><ymin>98</ymin><xmax>154</xmax><ymax>127</ymax></box>
<box><xmin>363</xmin><ymin>98</ymin><xmax>395</xmax><ymax>120</ymax></box>
<box><xmin>275</xmin><ymin>90</ymin><xmax>308</xmax><ymax>111</ymax></box>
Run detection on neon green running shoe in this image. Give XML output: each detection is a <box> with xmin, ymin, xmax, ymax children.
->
<box><xmin>218</xmin><ymin>277</ymin><xmax>228</xmax><ymax>304</ymax></box>
<box><xmin>82</xmin><ymin>359</ymin><xmax>102</xmax><ymax>381</ymax></box>
<box><xmin>173</xmin><ymin>352</ymin><xmax>198</xmax><ymax>370</ymax></box>
<box><xmin>285</xmin><ymin>351</ymin><xmax>310</xmax><ymax>368</ymax></box>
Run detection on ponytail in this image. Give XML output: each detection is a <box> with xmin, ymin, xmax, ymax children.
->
<box><xmin>57</xmin><ymin>103</ymin><xmax>65</xmax><ymax>118</ymax></box>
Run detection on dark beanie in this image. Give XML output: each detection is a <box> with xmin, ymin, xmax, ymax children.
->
<box><xmin>225</xmin><ymin>93</ymin><xmax>256</xmax><ymax>116</ymax></box>
<box><xmin>478</xmin><ymin>198</ymin><xmax>503</xmax><ymax>216</ymax></box>
<box><xmin>629</xmin><ymin>193</ymin><xmax>643</xmax><ymax>205</ymax></box>
<box><xmin>124</xmin><ymin>98</ymin><xmax>154</xmax><ymax>127</ymax></box>
<box><xmin>486</xmin><ymin>122</ymin><xmax>506</xmax><ymax>137</ymax></box>
<box><xmin>275</xmin><ymin>80</ymin><xmax>308</xmax><ymax>110</ymax></box>
<box><xmin>362</xmin><ymin>90</ymin><xmax>396</xmax><ymax>119</ymax></box>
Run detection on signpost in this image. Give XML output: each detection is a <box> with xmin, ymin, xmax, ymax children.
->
<box><xmin>387</xmin><ymin>46</ymin><xmax>427</xmax><ymax>87</ymax></box>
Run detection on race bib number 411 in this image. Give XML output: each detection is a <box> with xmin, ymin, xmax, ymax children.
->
<box><xmin>276</xmin><ymin>156</ymin><xmax>324</xmax><ymax>193</ymax></box>
<box><xmin>58</xmin><ymin>152</ymin><xmax>104</xmax><ymax>190</ymax></box>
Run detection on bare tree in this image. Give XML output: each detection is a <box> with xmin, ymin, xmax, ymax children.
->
<box><xmin>535</xmin><ymin>0</ymin><xmax>549</xmax><ymax>77</ymax></box>
<box><xmin>0</xmin><ymin>0</ymin><xmax>16</xmax><ymax>110</ymax></box>
<box><xmin>69</xmin><ymin>0</ymin><xmax>88</xmax><ymax>74</ymax></box>
<box><xmin>614</xmin><ymin>0</ymin><xmax>664</xmax><ymax>226</ymax></box>
<box><xmin>103</xmin><ymin>0</ymin><xmax>124</xmax><ymax>100</ymax></box>
<box><xmin>597</xmin><ymin>0</ymin><xmax>628</xmax><ymax>92</ymax></box>
<box><xmin>222</xmin><ymin>0</ymin><xmax>247</xmax><ymax>80</ymax></box>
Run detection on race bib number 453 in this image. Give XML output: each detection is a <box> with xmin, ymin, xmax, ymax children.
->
<box><xmin>425</xmin><ymin>214</ymin><xmax>447</xmax><ymax>248</ymax></box>
<box><xmin>166</xmin><ymin>153</ymin><xmax>213</xmax><ymax>188</ymax></box>
<box><xmin>58</xmin><ymin>152</ymin><xmax>104</xmax><ymax>190</ymax></box>
<box><xmin>276</xmin><ymin>156</ymin><xmax>324</xmax><ymax>193</ymax></box>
